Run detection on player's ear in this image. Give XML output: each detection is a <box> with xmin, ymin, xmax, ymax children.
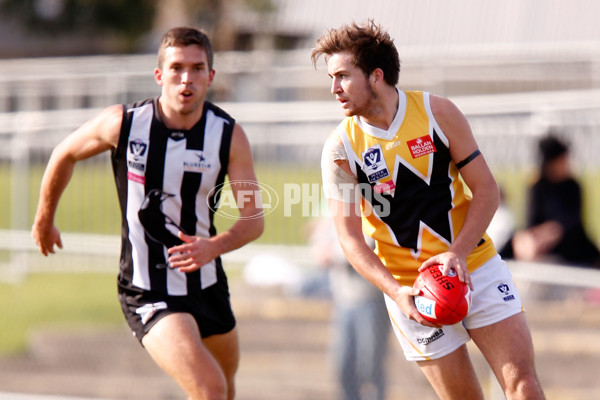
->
<box><xmin>154</xmin><ymin>67</ymin><xmax>164</xmax><ymax>86</ymax></box>
<box><xmin>370</xmin><ymin>68</ymin><xmax>384</xmax><ymax>85</ymax></box>
<box><xmin>207</xmin><ymin>69</ymin><xmax>216</xmax><ymax>87</ymax></box>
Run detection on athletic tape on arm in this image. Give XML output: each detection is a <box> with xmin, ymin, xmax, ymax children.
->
<box><xmin>321</xmin><ymin>138</ymin><xmax>359</xmax><ymax>203</ymax></box>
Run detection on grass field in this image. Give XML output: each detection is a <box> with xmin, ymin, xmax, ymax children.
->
<box><xmin>0</xmin><ymin>272</ymin><xmax>123</xmax><ymax>355</ymax></box>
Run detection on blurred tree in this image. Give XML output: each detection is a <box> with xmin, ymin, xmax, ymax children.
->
<box><xmin>0</xmin><ymin>0</ymin><xmax>276</xmax><ymax>54</ymax></box>
<box><xmin>0</xmin><ymin>0</ymin><xmax>156</xmax><ymax>51</ymax></box>
<box><xmin>182</xmin><ymin>0</ymin><xmax>275</xmax><ymax>51</ymax></box>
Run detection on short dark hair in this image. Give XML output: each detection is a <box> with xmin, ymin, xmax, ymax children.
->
<box><xmin>539</xmin><ymin>132</ymin><xmax>569</xmax><ymax>165</ymax></box>
<box><xmin>158</xmin><ymin>26</ymin><xmax>214</xmax><ymax>70</ymax></box>
<box><xmin>311</xmin><ymin>19</ymin><xmax>400</xmax><ymax>86</ymax></box>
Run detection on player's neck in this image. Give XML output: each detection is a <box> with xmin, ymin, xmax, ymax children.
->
<box><xmin>157</xmin><ymin>98</ymin><xmax>204</xmax><ymax>130</ymax></box>
<box><xmin>360</xmin><ymin>86</ymin><xmax>399</xmax><ymax>131</ymax></box>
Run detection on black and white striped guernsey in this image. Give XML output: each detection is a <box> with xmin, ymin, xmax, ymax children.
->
<box><xmin>112</xmin><ymin>97</ymin><xmax>234</xmax><ymax>295</ymax></box>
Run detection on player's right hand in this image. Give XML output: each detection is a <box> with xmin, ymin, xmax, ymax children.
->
<box><xmin>32</xmin><ymin>224</ymin><xmax>63</xmax><ymax>256</ymax></box>
<box><xmin>394</xmin><ymin>285</ymin><xmax>441</xmax><ymax>328</ymax></box>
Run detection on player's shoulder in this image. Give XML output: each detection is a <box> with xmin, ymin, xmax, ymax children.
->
<box><xmin>101</xmin><ymin>103</ymin><xmax>126</xmax><ymax>118</ymax></box>
<box><xmin>325</xmin><ymin>128</ymin><xmax>343</xmax><ymax>145</ymax></box>
<box><xmin>323</xmin><ymin>128</ymin><xmax>347</xmax><ymax>157</ymax></box>
<box><xmin>428</xmin><ymin>94</ymin><xmax>464</xmax><ymax>121</ymax></box>
<box><xmin>123</xmin><ymin>97</ymin><xmax>156</xmax><ymax>112</ymax></box>
<box><xmin>93</xmin><ymin>104</ymin><xmax>125</xmax><ymax>131</ymax></box>
<box><xmin>322</xmin><ymin>129</ymin><xmax>352</xmax><ymax>173</ymax></box>
<box><xmin>204</xmin><ymin>100</ymin><xmax>236</xmax><ymax>124</ymax></box>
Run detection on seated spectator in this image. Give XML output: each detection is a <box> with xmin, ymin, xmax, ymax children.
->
<box><xmin>511</xmin><ymin>132</ymin><xmax>600</xmax><ymax>267</ymax></box>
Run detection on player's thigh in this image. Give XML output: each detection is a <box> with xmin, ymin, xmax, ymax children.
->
<box><xmin>203</xmin><ymin>326</ymin><xmax>240</xmax><ymax>381</ymax></box>
<box><xmin>469</xmin><ymin>312</ymin><xmax>536</xmax><ymax>387</ymax></box>
<box><xmin>417</xmin><ymin>344</ymin><xmax>484</xmax><ymax>400</ymax></box>
<box><xmin>142</xmin><ymin>312</ymin><xmax>225</xmax><ymax>386</ymax></box>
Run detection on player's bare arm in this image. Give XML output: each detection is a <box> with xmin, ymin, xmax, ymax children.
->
<box><xmin>168</xmin><ymin>123</ymin><xmax>264</xmax><ymax>273</ymax></box>
<box><xmin>323</xmin><ymin>132</ymin><xmax>437</xmax><ymax>327</ymax></box>
<box><xmin>328</xmin><ymin>195</ymin><xmax>437</xmax><ymax>327</ymax></box>
<box><xmin>32</xmin><ymin>105</ymin><xmax>123</xmax><ymax>256</ymax></box>
<box><xmin>420</xmin><ymin>95</ymin><xmax>500</xmax><ymax>288</ymax></box>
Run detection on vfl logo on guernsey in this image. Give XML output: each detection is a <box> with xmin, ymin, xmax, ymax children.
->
<box><xmin>362</xmin><ymin>144</ymin><xmax>390</xmax><ymax>183</ymax></box>
<box><xmin>183</xmin><ymin>150</ymin><xmax>211</xmax><ymax>173</ymax></box>
<box><xmin>127</xmin><ymin>139</ymin><xmax>148</xmax><ymax>184</ymax></box>
<box><xmin>407</xmin><ymin>135</ymin><xmax>437</xmax><ymax>159</ymax></box>
<box><xmin>128</xmin><ymin>139</ymin><xmax>147</xmax><ymax>166</ymax></box>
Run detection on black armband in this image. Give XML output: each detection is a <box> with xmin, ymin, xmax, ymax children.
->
<box><xmin>456</xmin><ymin>149</ymin><xmax>481</xmax><ymax>169</ymax></box>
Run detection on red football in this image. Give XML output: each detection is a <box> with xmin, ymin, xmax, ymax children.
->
<box><xmin>413</xmin><ymin>264</ymin><xmax>471</xmax><ymax>325</ymax></box>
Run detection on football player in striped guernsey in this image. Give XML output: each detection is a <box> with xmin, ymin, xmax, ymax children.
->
<box><xmin>32</xmin><ymin>27</ymin><xmax>264</xmax><ymax>400</ymax></box>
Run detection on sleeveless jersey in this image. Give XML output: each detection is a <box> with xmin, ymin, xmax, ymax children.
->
<box><xmin>337</xmin><ymin>90</ymin><xmax>496</xmax><ymax>286</ymax></box>
<box><xmin>112</xmin><ymin>97</ymin><xmax>234</xmax><ymax>295</ymax></box>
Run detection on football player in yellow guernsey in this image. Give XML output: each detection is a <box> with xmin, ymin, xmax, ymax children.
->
<box><xmin>312</xmin><ymin>20</ymin><xmax>545</xmax><ymax>400</ymax></box>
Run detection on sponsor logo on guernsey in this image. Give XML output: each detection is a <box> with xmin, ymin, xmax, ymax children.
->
<box><xmin>183</xmin><ymin>150</ymin><xmax>211</xmax><ymax>173</ymax></box>
<box><xmin>407</xmin><ymin>135</ymin><xmax>437</xmax><ymax>159</ymax></box>
<box><xmin>362</xmin><ymin>144</ymin><xmax>390</xmax><ymax>183</ymax></box>
<box><xmin>127</xmin><ymin>172</ymin><xmax>145</xmax><ymax>184</ymax></box>
<box><xmin>497</xmin><ymin>282</ymin><xmax>515</xmax><ymax>302</ymax></box>
<box><xmin>373</xmin><ymin>179</ymin><xmax>396</xmax><ymax>195</ymax></box>
<box><xmin>170</xmin><ymin>131</ymin><xmax>186</xmax><ymax>140</ymax></box>
<box><xmin>417</xmin><ymin>329</ymin><xmax>445</xmax><ymax>345</ymax></box>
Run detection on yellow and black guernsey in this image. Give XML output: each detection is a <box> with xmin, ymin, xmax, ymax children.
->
<box><xmin>337</xmin><ymin>90</ymin><xmax>496</xmax><ymax>286</ymax></box>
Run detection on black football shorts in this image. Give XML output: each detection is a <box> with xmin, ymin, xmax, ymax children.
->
<box><xmin>118</xmin><ymin>271</ymin><xmax>236</xmax><ymax>344</ymax></box>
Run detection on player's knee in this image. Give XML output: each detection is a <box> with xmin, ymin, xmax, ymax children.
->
<box><xmin>190</xmin><ymin>384</ymin><xmax>226</xmax><ymax>400</ymax></box>
<box><xmin>186</xmin><ymin>373</ymin><xmax>228</xmax><ymax>400</ymax></box>
<box><xmin>208</xmin><ymin>376</ymin><xmax>228</xmax><ymax>400</ymax></box>
<box><xmin>504</xmin><ymin>373</ymin><xmax>544</xmax><ymax>400</ymax></box>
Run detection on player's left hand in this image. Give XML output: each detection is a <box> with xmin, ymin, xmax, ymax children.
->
<box><xmin>166</xmin><ymin>232</ymin><xmax>219</xmax><ymax>273</ymax></box>
<box><xmin>419</xmin><ymin>251</ymin><xmax>474</xmax><ymax>290</ymax></box>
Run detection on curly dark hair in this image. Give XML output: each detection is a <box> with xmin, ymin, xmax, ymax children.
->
<box><xmin>311</xmin><ymin>19</ymin><xmax>400</xmax><ymax>86</ymax></box>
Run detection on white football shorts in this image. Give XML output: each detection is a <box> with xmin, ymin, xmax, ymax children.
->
<box><xmin>384</xmin><ymin>254</ymin><xmax>524</xmax><ymax>361</ymax></box>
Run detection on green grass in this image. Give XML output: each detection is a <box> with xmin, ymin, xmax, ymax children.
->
<box><xmin>0</xmin><ymin>272</ymin><xmax>123</xmax><ymax>355</ymax></box>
